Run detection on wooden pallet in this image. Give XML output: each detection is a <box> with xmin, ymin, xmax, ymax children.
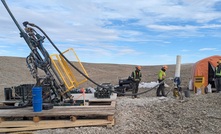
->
<box><xmin>0</xmin><ymin>100</ymin><xmax>116</xmax><ymax>133</ymax></box>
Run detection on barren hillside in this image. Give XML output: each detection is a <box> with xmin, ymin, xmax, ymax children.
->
<box><xmin>0</xmin><ymin>56</ymin><xmax>192</xmax><ymax>100</ymax></box>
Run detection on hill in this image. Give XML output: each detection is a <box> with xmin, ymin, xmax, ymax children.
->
<box><xmin>0</xmin><ymin>56</ymin><xmax>192</xmax><ymax>100</ymax></box>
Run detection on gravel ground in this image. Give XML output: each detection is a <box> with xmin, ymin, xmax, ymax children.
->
<box><xmin>34</xmin><ymin>91</ymin><xmax>221</xmax><ymax>134</ymax></box>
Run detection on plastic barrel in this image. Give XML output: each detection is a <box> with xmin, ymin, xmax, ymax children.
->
<box><xmin>184</xmin><ymin>90</ymin><xmax>190</xmax><ymax>98</ymax></box>
<box><xmin>32</xmin><ymin>87</ymin><xmax>42</xmax><ymax>112</ymax></box>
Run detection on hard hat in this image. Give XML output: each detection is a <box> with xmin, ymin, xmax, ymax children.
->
<box><xmin>136</xmin><ymin>66</ymin><xmax>141</xmax><ymax>70</ymax></box>
<box><xmin>162</xmin><ymin>65</ymin><xmax>168</xmax><ymax>70</ymax></box>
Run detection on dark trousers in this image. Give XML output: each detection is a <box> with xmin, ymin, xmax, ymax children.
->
<box><xmin>156</xmin><ymin>81</ymin><xmax>165</xmax><ymax>96</ymax></box>
<box><xmin>132</xmin><ymin>81</ymin><xmax>139</xmax><ymax>98</ymax></box>
<box><xmin>215</xmin><ymin>77</ymin><xmax>221</xmax><ymax>92</ymax></box>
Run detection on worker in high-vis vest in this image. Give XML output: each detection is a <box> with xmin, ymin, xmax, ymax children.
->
<box><xmin>214</xmin><ymin>60</ymin><xmax>221</xmax><ymax>93</ymax></box>
<box><xmin>156</xmin><ymin>65</ymin><xmax>168</xmax><ymax>97</ymax></box>
<box><xmin>131</xmin><ymin>66</ymin><xmax>142</xmax><ymax>98</ymax></box>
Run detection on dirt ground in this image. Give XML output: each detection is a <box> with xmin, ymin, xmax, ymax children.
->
<box><xmin>1</xmin><ymin>56</ymin><xmax>221</xmax><ymax>134</ymax></box>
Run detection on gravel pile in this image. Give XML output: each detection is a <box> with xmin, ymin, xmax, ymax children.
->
<box><xmin>34</xmin><ymin>92</ymin><xmax>221</xmax><ymax>134</ymax></box>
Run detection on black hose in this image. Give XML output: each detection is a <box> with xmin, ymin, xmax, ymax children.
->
<box><xmin>28</xmin><ymin>23</ymin><xmax>168</xmax><ymax>96</ymax></box>
<box><xmin>0</xmin><ymin>0</ymin><xmax>164</xmax><ymax>110</ymax></box>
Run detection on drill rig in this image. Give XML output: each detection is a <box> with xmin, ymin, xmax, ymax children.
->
<box><xmin>1</xmin><ymin>0</ymin><xmax>90</xmax><ymax>107</ymax></box>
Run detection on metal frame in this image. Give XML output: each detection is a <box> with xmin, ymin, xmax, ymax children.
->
<box><xmin>50</xmin><ymin>48</ymin><xmax>88</xmax><ymax>91</ymax></box>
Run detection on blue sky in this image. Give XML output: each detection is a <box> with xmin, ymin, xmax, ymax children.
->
<box><xmin>0</xmin><ymin>0</ymin><xmax>221</xmax><ymax>65</ymax></box>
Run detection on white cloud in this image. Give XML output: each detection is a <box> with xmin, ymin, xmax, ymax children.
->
<box><xmin>0</xmin><ymin>45</ymin><xmax>8</xmax><ymax>48</ymax></box>
<box><xmin>1</xmin><ymin>0</ymin><xmax>221</xmax><ymax>42</ymax></box>
<box><xmin>181</xmin><ymin>49</ymin><xmax>190</xmax><ymax>52</ymax></box>
<box><xmin>163</xmin><ymin>41</ymin><xmax>171</xmax><ymax>44</ymax></box>
<box><xmin>147</xmin><ymin>25</ymin><xmax>195</xmax><ymax>31</ymax></box>
<box><xmin>1</xmin><ymin>0</ymin><xmax>221</xmax><ymax>65</ymax></box>
<box><xmin>147</xmin><ymin>24</ymin><xmax>221</xmax><ymax>31</ymax></box>
<box><xmin>199</xmin><ymin>48</ymin><xmax>217</xmax><ymax>51</ymax></box>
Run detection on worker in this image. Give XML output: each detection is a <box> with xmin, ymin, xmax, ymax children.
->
<box><xmin>156</xmin><ymin>65</ymin><xmax>168</xmax><ymax>97</ymax></box>
<box><xmin>214</xmin><ymin>60</ymin><xmax>221</xmax><ymax>93</ymax></box>
<box><xmin>131</xmin><ymin>66</ymin><xmax>142</xmax><ymax>98</ymax></box>
<box><xmin>173</xmin><ymin>77</ymin><xmax>181</xmax><ymax>99</ymax></box>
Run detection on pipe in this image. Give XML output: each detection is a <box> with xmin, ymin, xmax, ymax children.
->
<box><xmin>175</xmin><ymin>55</ymin><xmax>181</xmax><ymax>78</ymax></box>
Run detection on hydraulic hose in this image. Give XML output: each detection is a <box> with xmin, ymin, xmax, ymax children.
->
<box><xmin>1</xmin><ymin>0</ymin><xmax>165</xmax><ymax>97</ymax></box>
<box><xmin>26</xmin><ymin>22</ymin><xmax>169</xmax><ymax>96</ymax></box>
<box><xmin>0</xmin><ymin>0</ymin><xmax>172</xmax><ymax>111</ymax></box>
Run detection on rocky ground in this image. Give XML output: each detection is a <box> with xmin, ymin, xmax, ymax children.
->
<box><xmin>0</xmin><ymin>56</ymin><xmax>221</xmax><ymax>134</ymax></box>
<box><xmin>35</xmin><ymin>93</ymin><xmax>221</xmax><ymax>134</ymax></box>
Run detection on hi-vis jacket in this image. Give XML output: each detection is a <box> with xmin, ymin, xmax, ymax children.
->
<box><xmin>215</xmin><ymin>66</ymin><xmax>221</xmax><ymax>77</ymax></box>
<box><xmin>131</xmin><ymin>71</ymin><xmax>142</xmax><ymax>82</ymax></box>
<box><xmin>158</xmin><ymin>70</ymin><xmax>166</xmax><ymax>80</ymax></box>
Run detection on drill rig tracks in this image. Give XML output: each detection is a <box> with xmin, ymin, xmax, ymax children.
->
<box><xmin>0</xmin><ymin>100</ymin><xmax>116</xmax><ymax>133</ymax></box>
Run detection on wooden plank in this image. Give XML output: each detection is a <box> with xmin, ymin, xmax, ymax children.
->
<box><xmin>107</xmin><ymin>118</ymin><xmax>115</xmax><ymax>128</ymax></box>
<box><xmin>0</xmin><ymin>117</ymin><xmax>5</xmax><ymax>123</ymax></box>
<box><xmin>9</xmin><ymin>131</ymin><xmax>35</xmax><ymax>134</ymax></box>
<box><xmin>107</xmin><ymin>115</ymin><xmax>114</xmax><ymax>121</ymax></box>
<box><xmin>0</xmin><ymin>123</ymin><xmax>28</xmax><ymax>128</ymax></box>
<box><xmin>111</xmin><ymin>101</ymin><xmax>116</xmax><ymax>107</ymax></box>
<box><xmin>89</xmin><ymin>99</ymin><xmax>115</xmax><ymax>102</ymax></box>
<box><xmin>0</xmin><ymin>104</ymin><xmax>116</xmax><ymax>117</ymax></box>
<box><xmin>71</xmin><ymin>93</ymin><xmax>117</xmax><ymax>102</ymax></box>
<box><xmin>70</xmin><ymin>116</ymin><xmax>77</xmax><ymax>122</ymax></box>
<box><xmin>0</xmin><ymin>109</ymin><xmax>115</xmax><ymax>117</ymax></box>
<box><xmin>0</xmin><ymin>119</ymin><xmax>115</xmax><ymax>133</ymax></box>
<box><xmin>52</xmin><ymin>105</ymin><xmax>115</xmax><ymax>109</ymax></box>
<box><xmin>0</xmin><ymin>94</ymin><xmax>117</xmax><ymax>133</ymax></box>
<box><xmin>33</xmin><ymin>116</ymin><xmax>40</xmax><ymax>123</ymax></box>
<box><xmin>0</xmin><ymin>117</ymin><xmax>113</xmax><ymax>128</ymax></box>
<box><xmin>0</xmin><ymin>99</ymin><xmax>116</xmax><ymax>133</ymax></box>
